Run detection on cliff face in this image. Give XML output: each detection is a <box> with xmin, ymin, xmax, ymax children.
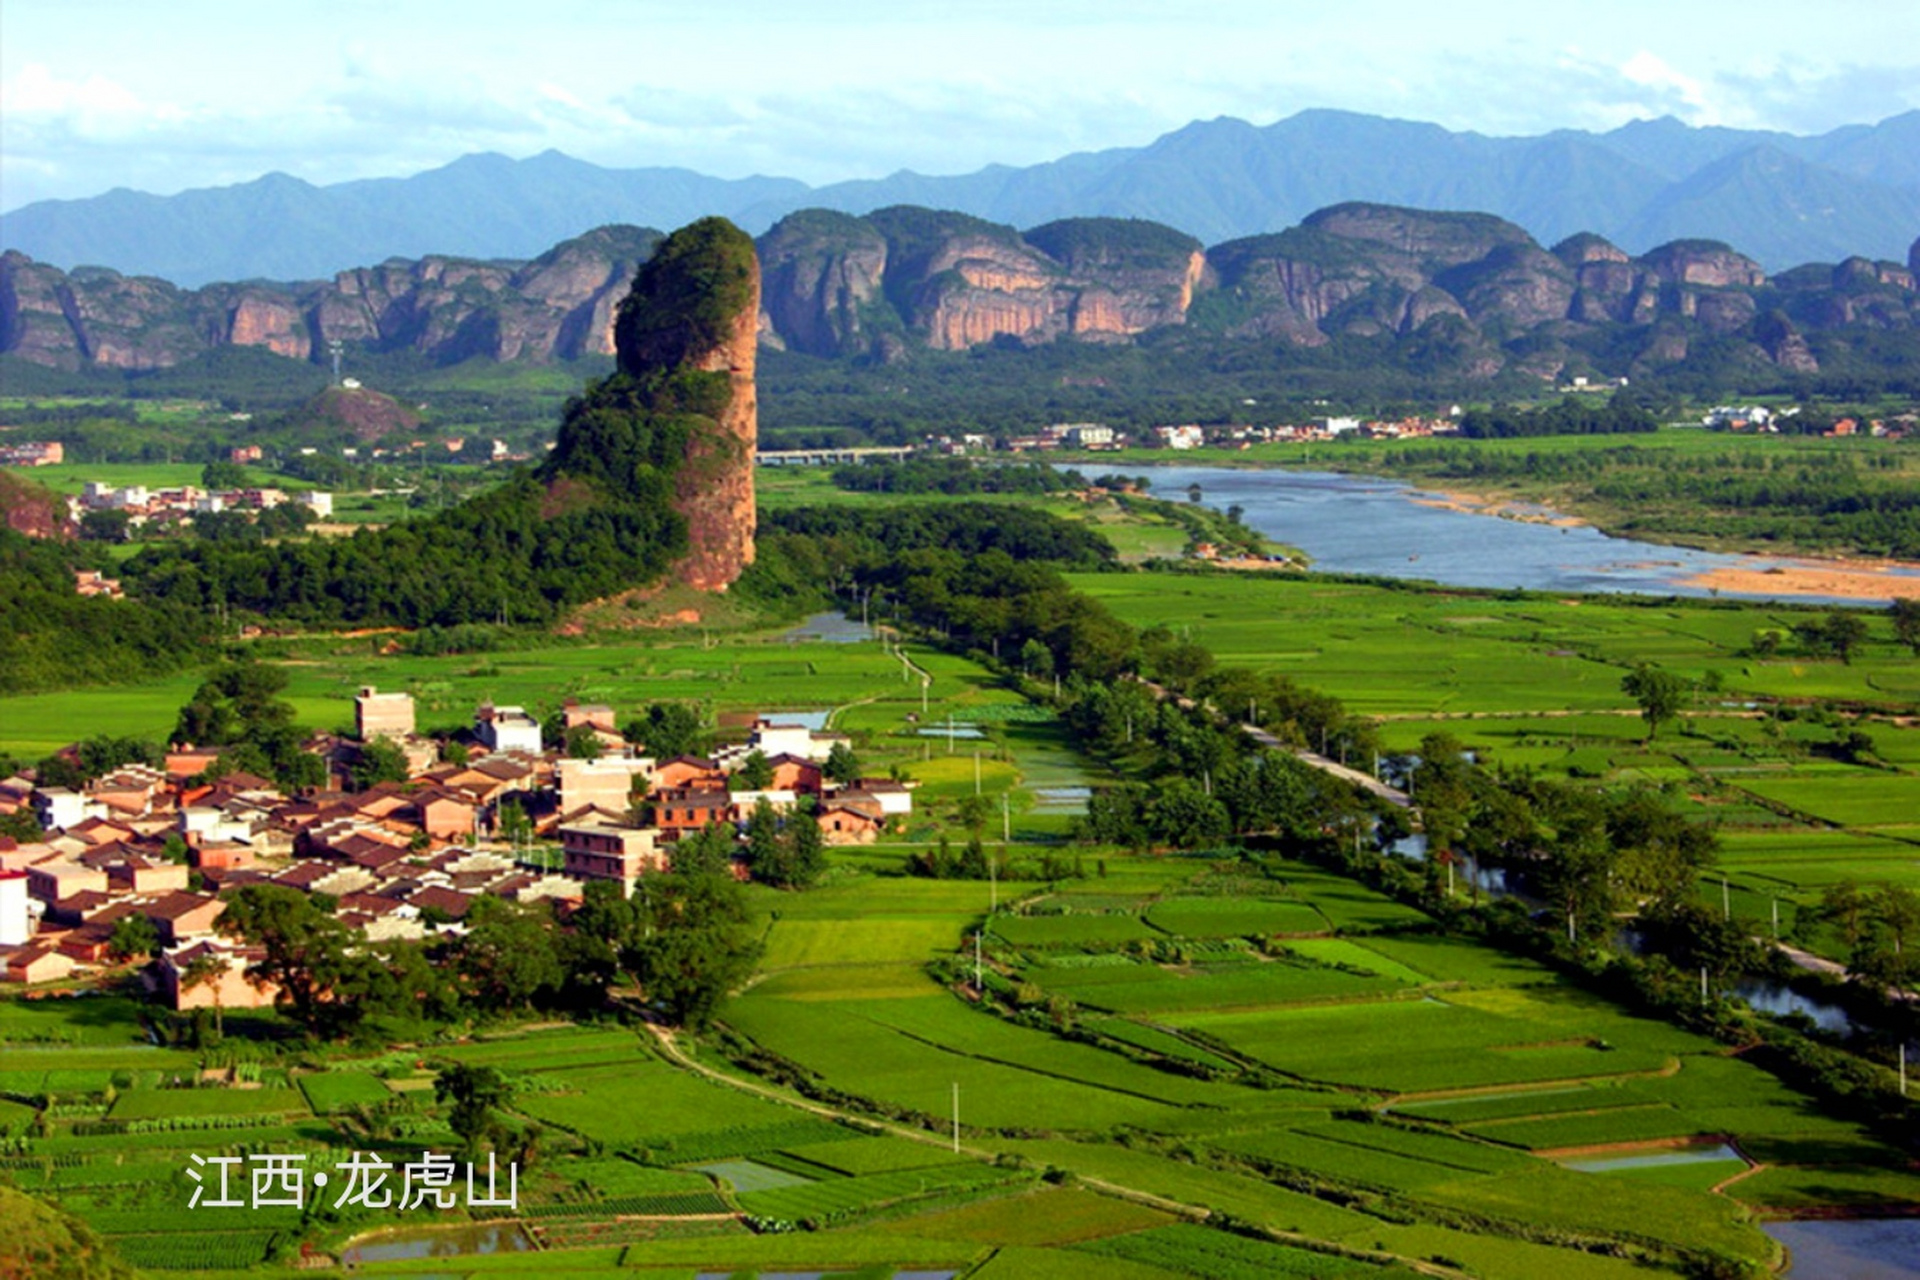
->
<box><xmin>756</xmin><ymin>209</ymin><xmax>1206</xmax><ymax>356</ymax></box>
<box><xmin>0</xmin><ymin>226</ymin><xmax>659</xmax><ymax>371</ymax></box>
<box><xmin>5</xmin><ymin>206</ymin><xmax>1918</xmax><ymax>384</ymax></box>
<box><xmin>1199</xmin><ymin>206</ymin><xmax>1919</xmax><ymax>378</ymax></box>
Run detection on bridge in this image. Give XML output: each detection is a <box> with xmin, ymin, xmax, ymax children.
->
<box><xmin>755</xmin><ymin>446</ymin><xmax>916</xmax><ymax>467</ymax></box>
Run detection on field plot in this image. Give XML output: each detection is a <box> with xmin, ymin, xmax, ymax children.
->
<box><xmin>1168</xmin><ymin>989</ymin><xmax>1694</xmax><ymax>1093</ymax></box>
<box><xmin>1144</xmin><ymin>897</ymin><xmax>1327</xmax><ymax>937</ymax></box>
<box><xmin>514</xmin><ymin>1058</ymin><xmax>815</xmax><ymax>1150</ymax></box>
<box><xmin>1079</xmin><ymin>1221</ymin><xmax>1410</xmax><ymax>1280</ymax></box>
<box><xmin>108</xmin><ymin>1086</ymin><xmax>309</xmax><ymax>1119</ymax></box>
<box><xmin>894</xmin><ymin>1184</ymin><xmax>1176</xmax><ymax>1246</ymax></box>
<box><xmin>296</xmin><ymin>1070</ymin><xmax>394</xmax><ymax>1113</ymax></box>
<box><xmin>1042</xmin><ymin>957</ymin><xmax>1410</xmax><ymax>1014</ymax></box>
<box><xmin>1734</xmin><ymin>773</ymin><xmax>1920</xmax><ymax>829</ymax></box>
<box><xmin>725</xmin><ymin>993</ymin><xmax>1195</xmax><ymax>1131</ymax></box>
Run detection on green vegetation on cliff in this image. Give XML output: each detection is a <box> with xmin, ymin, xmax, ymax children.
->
<box><xmin>117</xmin><ymin>219</ymin><xmax>760</xmax><ymax>630</ymax></box>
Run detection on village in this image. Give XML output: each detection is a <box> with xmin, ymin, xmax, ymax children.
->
<box><xmin>0</xmin><ymin>690</ymin><xmax>914</xmax><ymax>1014</ymax></box>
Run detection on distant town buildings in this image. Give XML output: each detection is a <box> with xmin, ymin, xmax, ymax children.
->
<box><xmin>73</xmin><ymin>482</ymin><xmax>333</xmax><ymax>528</ymax></box>
<box><xmin>0</xmin><ymin>440</ymin><xmax>63</xmax><ymax>467</ymax></box>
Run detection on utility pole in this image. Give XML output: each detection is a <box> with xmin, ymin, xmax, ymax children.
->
<box><xmin>952</xmin><ymin>1083</ymin><xmax>960</xmax><ymax>1152</ymax></box>
<box><xmin>974</xmin><ymin>751</ymin><xmax>981</xmax><ymax>795</ymax></box>
<box><xmin>1771</xmin><ymin>897</ymin><xmax>1780</xmax><ymax>938</ymax></box>
<box><xmin>1722</xmin><ymin>877</ymin><xmax>1731</xmax><ymax>921</ymax></box>
<box><xmin>974</xmin><ymin>932</ymin><xmax>983</xmax><ymax>991</ymax></box>
<box><xmin>328</xmin><ymin>339</ymin><xmax>343</xmax><ymax>385</ymax></box>
<box><xmin>1002</xmin><ymin>793</ymin><xmax>1010</xmax><ymax>842</ymax></box>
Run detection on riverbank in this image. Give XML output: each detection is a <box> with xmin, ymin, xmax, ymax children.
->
<box><xmin>1407</xmin><ymin>487</ymin><xmax>1588</xmax><ymax>528</ymax></box>
<box><xmin>1683</xmin><ymin>556</ymin><xmax>1920</xmax><ymax>602</ymax></box>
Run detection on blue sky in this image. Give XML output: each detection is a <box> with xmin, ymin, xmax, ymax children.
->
<box><xmin>2</xmin><ymin>0</ymin><xmax>1913</xmax><ymax>212</ymax></box>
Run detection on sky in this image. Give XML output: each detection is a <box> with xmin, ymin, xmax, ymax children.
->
<box><xmin>2</xmin><ymin>0</ymin><xmax>1914</xmax><ymax>213</ymax></box>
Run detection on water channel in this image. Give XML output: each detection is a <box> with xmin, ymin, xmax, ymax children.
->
<box><xmin>1128</xmin><ymin>464</ymin><xmax>1906</xmax><ymax>601</ymax></box>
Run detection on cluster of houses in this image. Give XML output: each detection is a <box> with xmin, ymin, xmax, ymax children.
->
<box><xmin>0</xmin><ymin>440</ymin><xmax>63</xmax><ymax>467</ymax></box>
<box><xmin>75</xmin><ymin>481</ymin><xmax>335</xmax><ymax>526</ymax></box>
<box><xmin>0</xmin><ymin>693</ymin><xmax>912</xmax><ymax>1008</ymax></box>
<box><xmin>950</xmin><ymin>414</ymin><xmax>1464</xmax><ymax>456</ymax></box>
<box><xmin>1703</xmin><ymin>405</ymin><xmax>1914</xmax><ymax>437</ymax></box>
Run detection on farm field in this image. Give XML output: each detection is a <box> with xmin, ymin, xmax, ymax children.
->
<box><xmin>1068</xmin><ymin>569</ymin><xmax>1920</xmax><ymax>940</ymax></box>
<box><xmin>4</xmin><ymin>845</ymin><xmax>1913</xmax><ymax>1277</ymax></box>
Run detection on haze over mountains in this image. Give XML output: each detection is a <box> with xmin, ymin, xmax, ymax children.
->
<box><xmin>4</xmin><ymin>109</ymin><xmax>1918</xmax><ymax>287</ymax></box>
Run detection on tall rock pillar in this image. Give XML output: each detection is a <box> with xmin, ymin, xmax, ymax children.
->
<box><xmin>609</xmin><ymin>217</ymin><xmax>759</xmax><ymax>592</ymax></box>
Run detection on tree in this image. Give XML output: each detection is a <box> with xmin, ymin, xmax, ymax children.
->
<box><xmin>742</xmin><ymin>797</ymin><xmax>786</xmax><ymax>884</ymax></box>
<box><xmin>564</xmin><ymin>725</ymin><xmax>603</xmax><ymax>761</ymax></box>
<box><xmin>0</xmin><ymin>809</ymin><xmax>45</xmax><ymax>842</ymax></box>
<box><xmin>457</xmin><ymin>897</ymin><xmax>562</xmax><ymax>1011</ymax></box>
<box><xmin>1620</xmin><ymin>664</ymin><xmax>1688</xmax><ymax>741</ymax></box>
<box><xmin>1823</xmin><ymin>611</ymin><xmax>1869</xmax><ymax>664</ymax></box>
<box><xmin>434</xmin><ymin>1063</ymin><xmax>511</xmax><ymax>1158</ymax></box>
<box><xmin>1018</xmin><ymin>638</ymin><xmax>1053</xmax><ymax>679</ymax></box>
<box><xmin>783</xmin><ymin>802</ymin><xmax>827</xmax><ymax>889</ymax></box>
<box><xmin>79</xmin><ymin>509</ymin><xmax>131</xmax><ymax>543</ymax></box>
<box><xmin>1892</xmin><ymin>598</ymin><xmax>1920</xmax><ymax>656</ymax></box>
<box><xmin>1149</xmin><ymin>779</ymin><xmax>1230</xmax><ymax>849</ymax></box>
<box><xmin>670</xmin><ymin>822</ymin><xmax>737</xmax><ymax>878</ymax></box>
<box><xmin>173</xmin><ymin>660</ymin><xmax>315</xmax><ymax>788</ymax></box>
<box><xmin>178</xmin><ymin>952</ymin><xmax>230</xmax><ymax>1040</ymax></box>
<box><xmin>350</xmin><ymin>738</ymin><xmax>409</xmax><ymax>791</ymax></box>
<box><xmin>217</xmin><ymin>883</ymin><xmax>359</xmax><ymax>1037</ymax></box>
<box><xmin>200</xmin><ymin>460</ymin><xmax>249</xmax><ymax>489</ymax></box>
<box><xmin>823</xmin><ymin>741</ymin><xmax>861</xmax><ymax>786</ymax></box>
<box><xmin>733</xmin><ymin>749</ymin><xmax>774</xmax><ymax>791</ymax></box>
<box><xmin>629</xmin><ymin>702</ymin><xmax>704</xmax><ymax>758</ymax></box>
<box><xmin>106</xmin><ymin>914</ymin><xmax>159</xmax><ymax>964</ymax></box>
<box><xmin>624</xmin><ymin>869</ymin><xmax>760</xmax><ymax>1028</ymax></box>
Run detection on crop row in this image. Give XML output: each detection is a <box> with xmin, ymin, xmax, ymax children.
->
<box><xmin>108</xmin><ymin>1229</ymin><xmax>282</xmax><ymax>1270</ymax></box>
<box><xmin>72</xmin><ymin>1111</ymin><xmax>293</xmax><ymax>1137</ymax></box>
<box><xmin>490</xmin><ymin>1189</ymin><xmax>732</xmax><ymax>1220</ymax></box>
<box><xmin>1078</xmin><ymin>1223</ymin><xmax>1392</xmax><ymax>1280</ymax></box>
<box><xmin>737</xmin><ymin>1162</ymin><xmax>1024</xmax><ymax>1225</ymax></box>
<box><xmin>636</xmin><ymin>1118</ymin><xmax>854</xmax><ymax>1164</ymax></box>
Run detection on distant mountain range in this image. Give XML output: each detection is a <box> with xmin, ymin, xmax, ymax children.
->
<box><xmin>4</xmin><ymin>110</ymin><xmax>1918</xmax><ymax>286</ymax></box>
<box><xmin>6</xmin><ymin>202</ymin><xmax>1916</xmax><ymax>390</ymax></box>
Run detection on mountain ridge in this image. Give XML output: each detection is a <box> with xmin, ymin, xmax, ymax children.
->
<box><xmin>5</xmin><ymin>110</ymin><xmax>1917</xmax><ymax>286</ymax></box>
<box><xmin>5</xmin><ymin>203</ymin><xmax>1916</xmax><ymax>389</ymax></box>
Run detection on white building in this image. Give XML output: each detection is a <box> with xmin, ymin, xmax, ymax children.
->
<box><xmin>475</xmin><ymin>703</ymin><xmax>543</xmax><ymax>754</ymax></box>
<box><xmin>0</xmin><ymin>871</ymin><xmax>31</xmax><ymax>947</ymax></box>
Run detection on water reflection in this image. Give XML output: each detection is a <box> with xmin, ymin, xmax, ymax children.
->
<box><xmin>339</xmin><ymin>1222</ymin><xmax>533</xmax><ymax>1264</ymax></box>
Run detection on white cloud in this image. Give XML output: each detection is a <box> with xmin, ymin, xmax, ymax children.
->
<box><xmin>1618</xmin><ymin>50</ymin><xmax>1715</xmax><ymax>122</ymax></box>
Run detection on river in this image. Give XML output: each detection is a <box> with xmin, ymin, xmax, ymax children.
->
<box><xmin>1130</xmin><ymin>465</ymin><xmax>1893</xmax><ymax>601</ymax></box>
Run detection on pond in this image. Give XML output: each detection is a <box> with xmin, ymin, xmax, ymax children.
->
<box><xmin>1130</xmin><ymin>465</ymin><xmax>1893</xmax><ymax>602</ymax></box>
<box><xmin>1765</xmin><ymin>1217</ymin><xmax>1920</xmax><ymax>1279</ymax></box>
<box><xmin>1563</xmin><ymin>1142</ymin><xmax>1744</xmax><ymax>1173</ymax></box>
<box><xmin>1736</xmin><ymin>980</ymin><xmax>1855</xmax><ymax>1036</ymax></box>
<box><xmin>339</xmin><ymin>1221</ymin><xmax>533</xmax><ymax>1264</ymax></box>
<box><xmin>780</xmin><ymin>611</ymin><xmax>875</xmax><ymax>644</ymax></box>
